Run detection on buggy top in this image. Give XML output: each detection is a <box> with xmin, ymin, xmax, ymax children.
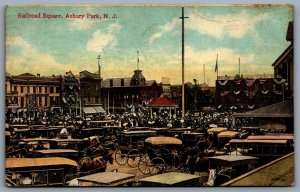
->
<box><xmin>145</xmin><ymin>136</ymin><xmax>182</xmax><ymax>145</ymax></box>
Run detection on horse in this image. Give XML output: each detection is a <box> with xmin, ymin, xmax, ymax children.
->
<box><xmin>78</xmin><ymin>150</ymin><xmax>114</xmax><ymax>173</ymax></box>
<box><xmin>182</xmin><ymin>141</ymin><xmax>211</xmax><ymax>174</ymax></box>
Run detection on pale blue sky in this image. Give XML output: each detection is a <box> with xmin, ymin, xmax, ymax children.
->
<box><xmin>6</xmin><ymin>5</ymin><xmax>293</xmax><ymax>85</ymax></box>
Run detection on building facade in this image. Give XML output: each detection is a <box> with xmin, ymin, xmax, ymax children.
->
<box><xmin>215</xmin><ymin>75</ymin><xmax>286</xmax><ymax>110</ymax></box>
<box><xmin>272</xmin><ymin>21</ymin><xmax>293</xmax><ymax>99</ymax></box>
<box><xmin>5</xmin><ymin>73</ymin><xmax>60</xmax><ymax>110</ymax></box>
<box><xmin>101</xmin><ymin>69</ymin><xmax>162</xmax><ymax>113</ymax></box>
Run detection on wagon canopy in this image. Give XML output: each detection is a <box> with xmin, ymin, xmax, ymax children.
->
<box><xmin>6</xmin><ymin>157</ymin><xmax>77</xmax><ymax>169</ymax></box>
<box><xmin>76</xmin><ymin>172</ymin><xmax>135</xmax><ymax>186</ymax></box>
<box><xmin>145</xmin><ymin>136</ymin><xmax>182</xmax><ymax>145</ymax></box>
<box><xmin>218</xmin><ymin>131</ymin><xmax>240</xmax><ymax>138</ymax></box>
<box><xmin>208</xmin><ymin>155</ymin><xmax>258</xmax><ymax>167</ymax></box>
<box><xmin>207</xmin><ymin>127</ymin><xmax>228</xmax><ymax>134</ymax></box>
<box><xmin>140</xmin><ymin>172</ymin><xmax>200</xmax><ymax>186</ymax></box>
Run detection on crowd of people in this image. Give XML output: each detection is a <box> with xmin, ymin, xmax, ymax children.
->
<box><xmin>6</xmin><ymin>106</ymin><xmax>260</xmax><ymax>131</ymax></box>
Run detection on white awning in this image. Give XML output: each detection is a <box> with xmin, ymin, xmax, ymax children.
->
<box><xmin>83</xmin><ymin>106</ymin><xmax>106</xmax><ymax>114</ymax></box>
<box><xmin>94</xmin><ymin>106</ymin><xmax>106</xmax><ymax>113</ymax></box>
<box><xmin>83</xmin><ymin>107</ymin><xmax>97</xmax><ymax>114</ymax></box>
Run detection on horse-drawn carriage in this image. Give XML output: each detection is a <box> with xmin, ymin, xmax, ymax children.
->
<box><xmin>181</xmin><ymin>132</ymin><xmax>206</xmax><ymax>148</ymax></box>
<box><xmin>6</xmin><ymin>157</ymin><xmax>77</xmax><ymax>186</ymax></box>
<box><xmin>114</xmin><ymin>130</ymin><xmax>157</xmax><ymax>168</ymax></box>
<box><xmin>6</xmin><ymin>137</ymin><xmax>114</xmax><ymax>179</ymax></box>
<box><xmin>138</xmin><ymin>136</ymin><xmax>182</xmax><ymax>175</ymax></box>
<box><xmin>70</xmin><ymin>172</ymin><xmax>135</xmax><ymax>187</ymax></box>
<box><xmin>206</xmin><ymin>155</ymin><xmax>258</xmax><ymax>186</ymax></box>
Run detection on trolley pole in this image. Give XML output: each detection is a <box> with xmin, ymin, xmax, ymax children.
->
<box><xmin>180</xmin><ymin>7</ymin><xmax>188</xmax><ymax>119</ymax></box>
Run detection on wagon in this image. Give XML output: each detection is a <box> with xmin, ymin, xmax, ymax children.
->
<box><xmin>71</xmin><ymin>172</ymin><xmax>135</xmax><ymax>186</ymax></box>
<box><xmin>138</xmin><ymin>136</ymin><xmax>182</xmax><ymax>175</ymax></box>
<box><xmin>72</xmin><ymin>127</ymin><xmax>106</xmax><ymax>139</ymax></box>
<box><xmin>6</xmin><ymin>157</ymin><xmax>77</xmax><ymax>186</ymax></box>
<box><xmin>229</xmin><ymin>139</ymin><xmax>291</xmax><ymax>158</ymax></box>
<box><xmin>166</xmin><ymin>128</ymin><xmax>192</xmax><ymax>137</ymax></box>
<box><xmin>181</xmin><ymin>132</ymin><xmax>206</xmax><ymax>148</ymax></box>
<box><xmin>149</xmin><ymin>128</ymin><xmax>169</xmax><ymax>136</ymax></box>
<box><xmin>114</xmin><ymin>130</ymin><xmax>157</xmax><ymax>168</ymax></box>
<box><xmin>206</xmin><ymin>155</ymin><xmax>258</xmax><ymax>186</ymax></box>
<box><xmin>139</xmin><ymin>172</ymin><xmax>201</xmax><ymax>187</ymax></box>
<box><xmin>90</xmin><ymin>120</ymin><xmax>115</xmax><ymax>128</ymax></box>
<box><xmin>31</xmin><ymin>149</ymin><xmax>80</xmax><ymax>161</ymax></box>
<box><xmin>27</xmin><ymin>127</ymin><xmax>61</xmax><ymax>138</ymax></box>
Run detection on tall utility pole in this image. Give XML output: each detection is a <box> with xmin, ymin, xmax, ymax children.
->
<box><xmin>137</xmin><ymin>51</ymin><xmax>139</xmax><ymax>70</ymax></box>
<box><xmin>180</xmin><ymin>7</ymin><xmax>188</xmax><ymax>118</ymax></box>
<box><xmin>239</xmin><ymin>57</ymin><xmax>241</xmax><ymax>77</ymax></box>
<box><xmin>193</xmin><ymin>79</ymin><xmax>198</xmax><ymax>112</ymax></box>
<box><xmin>203</xmin><ymin>64</ymin><xmax>206</xmax><ymax>84</ymax></box>
<box><xmin>97</xmin><ymin>55</ymin><xmax>102</xmax><ymax>105</ymax></box>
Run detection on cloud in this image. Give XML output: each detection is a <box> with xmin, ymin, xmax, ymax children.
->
<box><xmin>154</xmin><ymin>46</ymin><xmax>257</xmax><ymax>85</ymax></box>
<box><xmin>69</xmin><ymin>18</ymin><xmax>96</xmax><ymax>30</ymax></box>
<box><xmin>187</xmin><ymin>10</ymin><xmax>268</xmax><ymax>39</ymax></box>
<box><xmin>87</xmin><ymin>23</ymin><xmax>121</xmax><ymax>53</ymax></box>
<box><xmin>149</xmin><ymin>18</ymin><xmax>180</xmax><ymax>43</ymax></box>
<box><xmin>6</xmin><ymin>36</ymin><xmax>37</xmax><ymax>55</ymax></box>
<box><xmin>6</xmin><ymin>36</ymin><xmax>81</xmax><ymax>75</ymax></box>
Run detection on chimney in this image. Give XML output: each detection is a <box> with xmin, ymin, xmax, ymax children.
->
<box><xmin>37</xmin><ymin>73</ymin><xmax>40</xmax><ymax>77</ymax></box>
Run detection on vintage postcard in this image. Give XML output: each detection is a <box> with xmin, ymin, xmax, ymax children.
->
<box><xmin>5</xmin><ymin>5</ymin><xmax>294</xmax><ymax>187</ymax></box>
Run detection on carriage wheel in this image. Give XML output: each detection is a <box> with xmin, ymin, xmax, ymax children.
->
<box><xmin>114</xmin><ymin>148</ymin><xmax>128</xmax><ymax>165</ymax></box>
<box><xmin>149</xmin><ymin>157</ymin><xmax>166</xmax><ymax>175</ymax></box>
<box><xmin>127</xmin><ymin>149</ymin><xmax>141</xmax><ymax>168</ymax></box>
<box><xmin>138</xmin><ymin>158</ymin><xmax>151</xmax><ymax>175</ymax></box>
<box><xmin>140</xmin><ymin>153</ymin><xmax>150</xmax><ymax>163</ymax></box>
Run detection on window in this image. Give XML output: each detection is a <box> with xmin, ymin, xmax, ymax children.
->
<box><xmin>14</xmin><ymin>86</ymin><xmax>17</xmax><ymax>92</ymax></box>
<box><xmin>110</xmin><ymin>79</ymin><xmax>113</xmax><ymax>87</ymax></box>
<box><xmin>50</xmin><ymin>87</ymin><xmax>54</xmax><ymax>93</ymax></box>
<box><xmin>21</xmin><ymin>86</ymin><xmax>24</xmax><ymax>93</ymax></box>
<box><xmin>39</xmin><ymin>87</ymin><xmax>42</xmax><ymax>93</ymax></box>
<box><xmin>121</xmin><ymin>79</ymin><xmax>124</xmax><ymax>87</ymax></box>
<box><xmin>21</xmin><ymin>97</ymin><xmax>24</xmax><ymax>107</ymax></box>
<box><xmin>45</xmin><ymin>87</ymin><xmax>48</xmax><ymax>93</ymax></box>
<box><xmin>45</xmin><ymin>97</ymin><xmax>48</xmax><ymax>106</ymax></box>
<box><xmin>33</xmin><ymin>87</ymin><xmax>36</xmax><ymax>93</ymax></box>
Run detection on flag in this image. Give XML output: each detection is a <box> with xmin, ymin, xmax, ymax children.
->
<box><xmin>215</xmin><ymin>54</ymin><xmax>218</xmax><ymax>72</ymax></box>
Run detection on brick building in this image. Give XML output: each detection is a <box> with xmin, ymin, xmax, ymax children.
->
<box><xmin>5</xmin><ymin>73</ymin><xmax>60</xmax><ymax>110</ymax></box>
<box><xmin>101</xmin><ymin>69</ymin><xmax>162</xmax><ymax>113</ymax></box>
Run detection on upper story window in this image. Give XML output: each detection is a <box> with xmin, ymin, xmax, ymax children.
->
<box><xmin>110</xmin><ymin>79</ymin><xmax>113</xmax><ymax>87</ymax></box>
<box><xmin>50</xmin><ymin>87</ymin><xmax>54</xmax><ymax>93</ymax></box>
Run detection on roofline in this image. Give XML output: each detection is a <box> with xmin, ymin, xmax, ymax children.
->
<box><xmin>271</xmin><ymin>44</ymin><xmax>293</xmax><ymax>67</ymax></box>
<box><xmin>221</xmin><ymin>152</ymin><xmax>294</xmax><ymax>186</ymax></box>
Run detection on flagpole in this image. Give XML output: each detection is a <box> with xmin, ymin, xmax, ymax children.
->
<box><xmin>137</xmin><ymin>51</ymin><xmax>139</xmax><ymax>70</ymax></box>
<box><xmin>239</xmin><ymin>57</ymin><xmax>241</xmax><ymax>77</ymax></box>
<box><xmin>216</xmin><ymin>54</ymin><xmax>218</xmax><ymax>80</ymax></box>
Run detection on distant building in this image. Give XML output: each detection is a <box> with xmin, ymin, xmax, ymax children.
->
<box><xmin>79</xmin><ymin>70</ymin><xmax>102</xmax><ymax>105</ymax></box>
<box><xmin>160</xmin><ymin>77</ymin><xmax>171</xmax><ymax>98</ymax></box>
<box><xmin>215</xmin><ymin>75</ymin><xmax>285</xmax><ymax>110</ymax></box>
<box><xmin>272</xmin><ymin>21</ymin><xmax>293</xmax><ymax>99</ymax></box>
<box><xmin>170</xmin><ymin>83</ymin><xmax>215</xmax><ymax>112</ymax></box>
<box><xmin>215</xmin><ymin>21</ymin><xmax>293</xmax><ymax>111</ymax></box>
<box><xmin>5</xmin><ymin>73</ymin><xmax>60</xmax><ymax>110</ymax></box>
<box><xmin>101</xmin><ymin>69</ymin><xmax>162</xmax><ymax>113</ymax></box>
<box><xmin>59</xmin><ymin>71</ymin><xmax>80</xmax><ymax>115</ymax></box>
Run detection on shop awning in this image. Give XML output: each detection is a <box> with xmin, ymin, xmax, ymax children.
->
<box><xmin>83</xmin><ymin>106</ymin><xmax>106</xmax><ymax>114</ymax></box>
<box><xmin>94</xmin><ymin>106</ymin><xmax>106</xmax><ymax>113</ymax></box>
